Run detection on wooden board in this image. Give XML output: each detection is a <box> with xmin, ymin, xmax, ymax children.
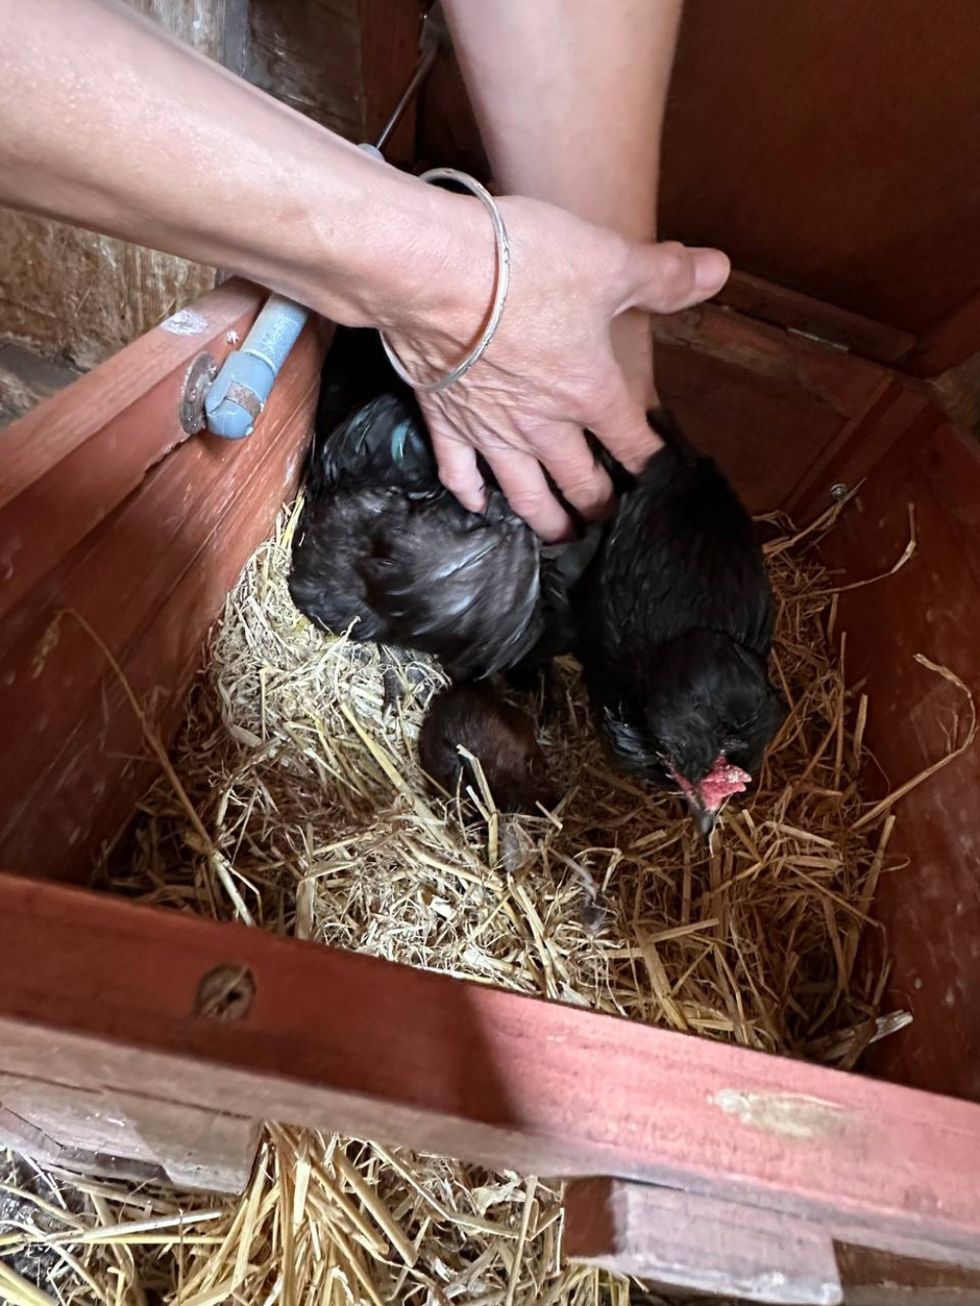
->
<box><xmin>244</xmin><ymin>0</ymin><xmax>422</xmax><ymax>164</ymax></box>
<box><xmin>0</xmin><ymin>284</ymin><xmax>327</xmax><ymax>879</ymax></box>
<box><xmin>563</xmin><ymin>1186</ymin><xmax>980</xmax><ymax>1306</ymax></box>
<box><xmin>661</xmin><ymin>0</ymin><xmax>980</xmax><ymax>342</ymax></box>
<box><xmin>836</xmin><ymin>1245</ymin><xmax>980</xmax><ymax>1306</ymax></box>
<box><xmin>716</xmin><ymin>273</ymin><xmax>916</xmax><ymax>370</ymax></box>
<box><xmin>0</xmin><ymin>280</ymin><xmax>262</xmax><ymax>622</ymax></box>
<box><xmin>1</xmin><ymin>877</ymin><xmax>979</xmax><ymax>1271</ymax></box>
<box><xmin>564</xmin><ymin>1178</ymin><xmax>842</xmax><ymax>1304</ymax></box>
<box><xmin>816</xmin><ymin>411</ymin><xmax>980</xmax><ymax>1104</ymax></box>
<box><xmin>652</xmin><ymin>304</ymin><xmax>890</xmax><ymax>512</ymax></box>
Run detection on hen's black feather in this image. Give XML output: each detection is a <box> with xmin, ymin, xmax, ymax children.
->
<box><xmin>577</xmin><ymin>409</ymin><xmax>785</xmax><ymax>795</ymax></box>
<box><xmin>289</xmin><ymin>328</ymin><xmax>597</xmax><ymax>682</ymax></box>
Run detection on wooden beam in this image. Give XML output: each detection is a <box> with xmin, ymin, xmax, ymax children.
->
<box><xmin>357</xmin><ymin>0</ymin><xmax>424</xmax><ymax>165</ymax></box>
<box><xmin>651</xmin><ymin>304</ymin><xmax>890</xmax><ymax>422</ymax></box>
<box><xmin>0</xmin><ymin>877</ymin><xmax>979</xmax><ymax>1270</ymax></box>
<box><xmin>903</xmin><ymin>289</ymin><xmax>980</xmax><ymax>379</ymax></box>
<box><xmin>0</xmin><ymin>288</ymin><xmax>327</xmax><ymax>879</ymax></box>
<box><xmin>836</xmin><ymin>1245</ymin><xmax>980</xmax><ymax>1305</ymax></box>
<box><xmin>716</xmin><ymin>272</ymin><xmax>916</xmax><ymax>368</ymax></box>
<box><xmin>0</xmin><ymin>280</ymin><xmax>263</xmax><ymax>623</ymax></box>
<box><xmin>564</xmin><ymin>1178</ymin><xmax>842</xmax><ymax>1305</ymax></box>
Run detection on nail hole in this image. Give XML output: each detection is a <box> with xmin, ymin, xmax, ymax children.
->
<box><xmin>194</xmin><ymin>963</ymin><xmax>256</xmax><ymax>1021</ymax></box>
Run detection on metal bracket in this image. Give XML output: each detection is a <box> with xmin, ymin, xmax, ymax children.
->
<box><xmin>180</xmin><ymin>352</ymin><xmax>218</xmax><ymax>434</ymax></box>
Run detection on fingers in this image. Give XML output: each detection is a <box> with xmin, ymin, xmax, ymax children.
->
<box><xmin>626</xmin><ymin>241</ymin><xmax>731</xmax><ymax>315</ymax></box>
<box><xmin>429</xmin><ymin>428</ymin><xmax>486</xmax><ymax>514</ymax></box>
<box><xmin>588</xmin><ymin>371</ymin><xmax>663</xmax><ymax>476</ymax></box>
<box><xmin>533</xmin><ymin>423</ymin><xmax>615</xmax><ymax>522</ymax></box>
<box><xmin>482</xmin><ymin>446</ymin><xmax>575</xmax><ymax>542</ymax></box>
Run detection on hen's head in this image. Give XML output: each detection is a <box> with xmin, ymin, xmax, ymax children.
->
<box><xmin>603</xmin><ymin>630</ymin><xmax>785</xmax><ymax>834</ymax></box>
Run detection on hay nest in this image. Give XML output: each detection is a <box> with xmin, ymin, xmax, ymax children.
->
<box><xmin>5</xmin><ymin>497</ymin><xmax>947</xmax><ymax>1306</ymax></box>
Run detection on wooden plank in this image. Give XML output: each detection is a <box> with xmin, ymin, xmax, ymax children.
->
<box><xmin>818</xmin><ymin>417</ymin><xmax>980</xmax><ymax>1104</ymax></box>
<box><xmin>0</xmin><ymin>878</ymin><xmax>979</xmax><ymax>1268</ymax></box>
<box><xmin>0</xmin><ymin>322</ymin><xmax>325</xmax><ymax>880</ymax></box>
<box><xmin>651</xmin><ymin>305</ymin><xmax>890</xmax><ymax>422</ymax></box>
<box><xmin>837</xmin><ymin>1245</ymin><xmax>980</xmax><ymax>1305</ymax></box>
<box><xmin>0</xmin><ymin>1072</ymin><xmax>256</xmax><ymax>1191</ymax></box>
<box><xmin>245</xmin><ymin>0</ymin><xmax>424</xmax><ymax>159</ymax></box>
<box><xmin>357</xmin><ymin>0</ymin><xmax>423</xmax><ymax>165</ymax></box>
<box><xmin>657</xmin><ymin>342</ymin><xmax>845</xmax><ymax>513</ymax></box>
<box><xmin>564</xmin><ymin>1177</ymin><xmax>842</xmax><ymax>1305</ymax></box>
<box><xmin>660</xmin><ymin>0</ymin><xmax>980</xmax><ymax>338</ymax></box>
<box><xmin>245</xmin><ymin>0</ymin><xmax>363</xmax><ymax>139</ymax></box>
<box><xmin>0</xmin><ymin>280</ymin><xmax>263</xmax><ymax>622</ymax></box>
<box><xmin>904</xmin><ymin>289</ymin><xmax>980</xmax><ymax>379</ymax></box>
<box><xmin>784</xmin><ymin>379</ymin><xmax>935</xmax><ymax>522</ymax></box>
<box><xmin>716</xmin><ymin>272</ymin><xmax>916</xmax><ymax>368</ymax></box>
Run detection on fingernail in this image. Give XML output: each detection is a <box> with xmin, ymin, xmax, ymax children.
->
<box><xmin>693</xmin><ymin>249</ymin><xmax>731</xmax><ymax>293</ymax></box>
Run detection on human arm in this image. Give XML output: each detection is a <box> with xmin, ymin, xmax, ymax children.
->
<box><xmin>0</xmin><ymin>0</ymin><xmax>728</xmax><ymax>539</ymax></box>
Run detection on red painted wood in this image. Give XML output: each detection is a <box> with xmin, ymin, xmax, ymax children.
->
<box><xmin>903</xmin><ymin>288</ymin><xmax>980</xmax><ymax>379</ymax></box>
<box><xmin>0</xmin><ymin>315</ymin><xmax>326</xmax><ymax>880</ymax></box>
<box><xmin>0</xmin><ymin>877</ymin><xmax>978</xmax><ymax>1268</ymax></box>
<box><xmin>652</xmin><ymin>304</ymin><xmax>890</xmax><ymax>512</ymax></box>
<box><xmin>716</xmin><ymin>272</ymin><xmax>916</xmax><ymax>369</ymax></box>
<box><xmin>785</xmin><ymin>379</ymin><xmax>934</xmax><ymax>522</ymax></box>
<box><xmin>0</xmin><ymin>281</ymin><xmax>263</xmax><ymax>623</ymax></box>
<box><xmin>819</xmin><ymin>419</ymin><xmax>980</xmax><ymax>1103</ymax></box>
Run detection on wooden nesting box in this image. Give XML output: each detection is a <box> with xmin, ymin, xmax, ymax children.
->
<box><xmin>2</xmin><ymin>3</ymin><xmax>980</xmax><ymax>1302</ymax></box>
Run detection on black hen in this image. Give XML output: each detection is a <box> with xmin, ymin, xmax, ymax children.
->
<box><xmin>288</xmin><ymin>328</ymin><xmax>597</xmax><ymax>684</ymax></box>
<box><xmin>577</xmin><ymin>410</ymin><xmax>785</xmax><ymax>833</ymax></box>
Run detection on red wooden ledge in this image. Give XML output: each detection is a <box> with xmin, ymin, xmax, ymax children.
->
<box><xmin>0</xmin><ymin>876</ymin><xmax>978</xmax><ymax>1270</ymax></box>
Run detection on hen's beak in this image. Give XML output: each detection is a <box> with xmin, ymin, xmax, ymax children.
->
<box><xmin>695</xmin><ymin>804</ymin><xmax>719</xmax><ymax>838</ymax></box>
<box><xmin>684</xmin><ymin>794</ymin><xmax>719</xmax><ymax>839</ymax></box>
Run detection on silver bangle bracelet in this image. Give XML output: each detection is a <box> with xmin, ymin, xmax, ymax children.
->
<box><xmin>378</xmin><ymin>168</ymin><xmax>511</xmax><ymax>394</ymax></box>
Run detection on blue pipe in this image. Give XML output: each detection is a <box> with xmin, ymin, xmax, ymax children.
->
<box><xmin>204</xmin><ymin>293</ymin><xmax>310</xmax><ymax>440</ymax></box>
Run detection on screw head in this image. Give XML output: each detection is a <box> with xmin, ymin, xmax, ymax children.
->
<box><xmin>194</xmin><ymin>963</ymin><xmax>255</xmax><ymax>1021</ymax></box>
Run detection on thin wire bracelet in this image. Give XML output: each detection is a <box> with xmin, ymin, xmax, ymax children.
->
<box><xmin>377</xmin><ymin>168</ymin><xmax>511</xmax><ymax>394</ymax></box>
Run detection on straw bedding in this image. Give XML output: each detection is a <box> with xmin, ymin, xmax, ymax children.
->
<box><xmin>2</xmin><ymin>492</ymin><xmax>944</xmax><ymax>1306</ymax></box>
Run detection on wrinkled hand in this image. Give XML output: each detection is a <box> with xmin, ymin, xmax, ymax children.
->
<box><xmin>383</xmin><ymin>195</ymin><xmax>729</xmax><ymax>540</ymax></box>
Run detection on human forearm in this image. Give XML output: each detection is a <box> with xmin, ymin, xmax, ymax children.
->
<box><xmin>443</xmin><ymin>0</ymin><xmax>683</xmax><ymax>407</ymax></box>
<box><xmin>1</xmin><ymin>0</ymin><xmax>729</xmax><ymax>541</ymax></box>
<box><xmin>442</xmin><ymin>0</ymin><xmax>679</xmax><ymax>241</ymax></box>
<box><xmin>0</xmin><ymin>0</ymin><xmax>481</xmax><ymax>333</ymax></box>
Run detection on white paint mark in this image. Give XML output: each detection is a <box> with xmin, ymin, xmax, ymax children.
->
<box><xmin>31</xmin><ymin>613</ymin><xmax>64</xmax><ymax>680</ymax></box>
<box><xmin>0</xmin><ymin>535</ymin><xmax>22</xmax><ymax>581</ymax></box>
<box><xmin>160</xmin><ymin>307</ymin><xmax>209</xmax><ymax>336</ymax></box>
<box><xmin>711</xmin><ymin>1089</ymin><xmax>849</xmax><ymax>1141</ymax></box>
<box><xmin>226</xmin><ymin>329</ymin><xmax>240</xmax><ymax>345</ymax></box>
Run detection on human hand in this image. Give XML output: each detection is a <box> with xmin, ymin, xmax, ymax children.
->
<box><xmin>382</xmin><ymin>195</ymin><xmax>729</xmax><ymax>540</ymax></box>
